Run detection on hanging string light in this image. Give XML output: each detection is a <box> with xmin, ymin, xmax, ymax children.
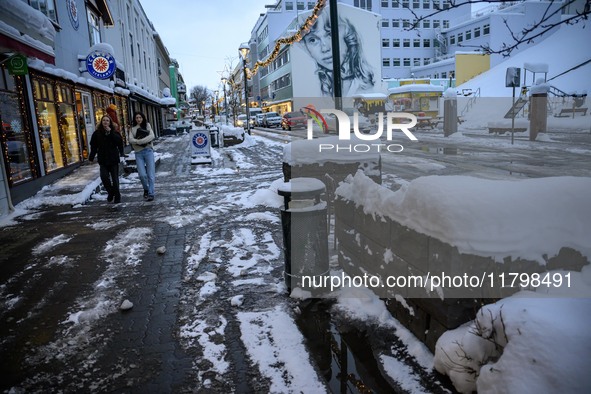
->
<box><xmin>247</xmin><ymin>0</ymin><xmax>326</xmax><ymax>79</ymax></box>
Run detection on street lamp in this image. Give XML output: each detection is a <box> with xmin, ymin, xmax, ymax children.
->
<box><xmin>214</xmin><ymin>90</ymin><xmax>219</xmax><ymax>122</ymax></box>
<box><xmin>239</xmin><ymin>42</ymin><xmax>251</xmax><ymax>135</ymax></box>
<box><xmin>221</xmin><ymin>77</ymin><xmax>229</xmax><ymax>125</ymax></box>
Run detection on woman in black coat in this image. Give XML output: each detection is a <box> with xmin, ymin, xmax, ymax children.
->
<box><xmin>89</xmin><ymin>115</ymin><xmax>124</xmax><ymax>203</ymax></box>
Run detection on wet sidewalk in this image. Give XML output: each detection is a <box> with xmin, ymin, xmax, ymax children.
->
<box><xmin>0</xmin><ymin>136</ymin><xmax>201</xmax><ymax>392</ymax></box>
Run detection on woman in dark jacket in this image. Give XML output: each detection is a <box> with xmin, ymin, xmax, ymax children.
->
<box><xmin>89</xmin><ymin>115</ymin><xmax>125</xmax><ymax>203</ymax></box>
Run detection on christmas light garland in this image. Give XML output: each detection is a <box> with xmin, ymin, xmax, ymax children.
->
<box><xmin>247</xmin><ymin>0</ymin><xmax>326</xmax><ymax>79</ymax></box>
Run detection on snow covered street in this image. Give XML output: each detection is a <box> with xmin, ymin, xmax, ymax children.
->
<box><xmin>1</xmin><ymin>127</ymin><xmax>590</xmax><ymax>393</ymax></box>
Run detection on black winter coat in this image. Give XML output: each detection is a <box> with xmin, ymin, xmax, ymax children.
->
<box><xmin>89</xmin><ymin>129</ymin><xmax>124</xmax><ymax>165</ymax></box>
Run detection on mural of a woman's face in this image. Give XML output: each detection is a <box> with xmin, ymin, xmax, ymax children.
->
<box><xmin>303</xmin><ymin>12</ymin><xmax>346</xmax><ymax>69</ymax></box>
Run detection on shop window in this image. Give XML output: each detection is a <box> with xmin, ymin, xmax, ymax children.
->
<box><xmin>33</xmin><ymin>78</ymin><xmax>63</xmax><ymax>172</ymax></box>
<box><xmin>56</xmin><ymin>84</ymin><xmax>81</xmax><ymax>164</ymax></box>
<box><xmin>0</xmin><ymin>73</ymin><xmax>35</xmax><ymax>184</ymax></box>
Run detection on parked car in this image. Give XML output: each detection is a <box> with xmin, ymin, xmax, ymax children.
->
<box><xmin>254</xmin><ymin>113</ymin><xmax>265</xmax><ymax>127</ymax></box>
<box><xmin>262</xmin><ymin>112</ymin><xmax>282</xmax><ymax>128</ymax></box>
<box><xmin>235</xmin><ymin>114</ymin><xmax>248</xmax><ymax>128</ymax></box>
<box><xmin>281</xmin><ymin>111</ymin><xmax>308</xmax><ymax>130</ymax></box>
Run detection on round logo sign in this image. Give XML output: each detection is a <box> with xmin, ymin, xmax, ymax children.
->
<box><xmin>192</xmin><ymin>132</ymin><xmax>208</xmax><ymax>149</ymax></box>
<box><xmin>86</xmin><ymin>51</ymin><xmax>116</xmax><ymax>80</ymax></box>
<box><xmin>67</xmin><ymin>0</ymin><xmax>79</xmax><ymax>30</ymax></box>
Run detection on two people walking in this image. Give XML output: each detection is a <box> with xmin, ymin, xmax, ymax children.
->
<box><xmin>90</xmin><ymin>110</ymin><xmax>156</xmax><ymax>203</ymax></box>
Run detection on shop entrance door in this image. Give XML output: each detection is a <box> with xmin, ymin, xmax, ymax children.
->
<box><xmin>75</xmin><ymin>91</ymin><xmax>94</xmax><ymax>159</ymax></box>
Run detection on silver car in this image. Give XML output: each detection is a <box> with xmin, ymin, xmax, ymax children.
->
<box><xmin>262</xmin><ymin>112</ymin><xmax>282</xmax><ymax>128</ymax></box>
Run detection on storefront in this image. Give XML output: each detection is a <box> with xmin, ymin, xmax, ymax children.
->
<box><xmin>388</xmin><ymin>84</ymin><xmax>444</xmax><ymax>118</ymax></box>
<box><xmin>0</xmin><ymin>71</ymin><xmax>37</xmax><ymax>187</ymax></box>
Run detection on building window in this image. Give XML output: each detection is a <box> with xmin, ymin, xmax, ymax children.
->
<box><xmin>403</xmin><ymin>39</ymin><xmax>410</xmax><ymax>47</ymax></box>
<box><xmin>414</xmin><ymin>58</ymin><xmax>421</xmax><ymax>66</ymax></box>
<box><xmin>423</xmin><ymin>19</ymin><xmax>430</xmax><ymax>29</ymax></box>
<box><xmin>383</xmin><ymin>58</ymin><xmax>391</xmax><ymax>67</ymax></box>
<box><xmin>465</xmin><ymin>30</ymin><xmax>471</xmax><ymax>40</ymax></box>
<box><xmin>297</xmin><ymin>1</ymin><xmax>305</xmax><ymax>10</ymax></box>
<box><xmin>449</xmin><ymin>35</ymin><xmax>455</xmax><ymax>45</ymax></box>
<box><xmin>382</xmin><ymin>38</ymin><xmax>390</xmax><ymax>47</ymax></box>
<box><xmin>443</xmin><ymin>0</ymin><xmax>450</xmax><ymax>9</ymax></box>
<box><xmin>433</xmin><ymin>19</ymin><xmax>440</xmax><ymax>29</ymax></box>
<box><xmin>285</xmin><ymin>2</ymin><xmax>293</xmax><ymax>10</ymax></box>
<box><xmin>23</xmin><ymin>0</ymin><xmax>57</xmax><ymax>23</ymax></box>
<box><xmin>474</xmin><ymin>26</ymin><xmax>481</xmax><ymax>38</ymax></box>
<box><xmin>413</xmin><ymin>0</ymin><xmax>420</xmax><ymax>8</ymax></box>
<box><xmin>413</xmin><ymin>38</ymin><xmax>421</xmax><ymax>47</ymax></box>
<box><xmin>403</xmin><ymin>58</ymin><xmax>411</xmax><ymax>67</ymax></box>
<box><xmin>402</xmin><ymin>19</ymin><xmax>410</xmax><ymax>28</ymax></box>
<box><xmin>443</xmin><ymin>20</ymin><xmax>449</xmax><ymax>28</ymax></box>
<box><xmin>307</xmin><ymin>1</ymin><xmax>315</xmax><ymax>9</ymax></box>
<box><xmin>354</xmin><ymin>0</ymin><xmax>373</xmax><ymax>10</ymax></box>
<box><xmin>441</xmin><ymin>71</ymin><xmax>447</xmax><ymax>78</ymax></box>
<box><xmin>382</xmin><ymin>19</ymin><xmax>390</xmax><ymax>27</ymax></box>
<box><xmin>87</xmin><ymin>10</ymin><xmax>101</xmax><ymax>46</ymax></box>
<box><xmin>393</xmin><ymin>38</ymin><xmax>401</xmax><ymax>47</ymax></box>
<box><xmin>393</xmin><ymin>58</ymin><xmax>401</xmax><ymax>67</ymax></box>
<box><xmin>393</xmin><ymin>1</ymin><xmax>400</xmax><ymax>8</ymax></box>
<box><xmin>381</xmin><ymin>0</ymin><xmax>389</xmax><ymax>7</ymax></box>
<box><xmin>129</xmin><ymin>34</ymin><xmax>134</xmax><ymax>56</ymax></box>
<box><xmin>457</xmin><ymin>32</ymin><xmax>463</xmax><ymax>43</ymax></box>
<box><xmin>402</xmin><ymin>0</ymin><xmax>409</xmax><ymax>7</ymax></box>
<box><xmin>422</xmin><ymin>0</ymin><xmax>430</xmax><ymax>9</ymax></box>
<box><xmin>0</xmin><ymin>71</ymin><xmax>35</xmax><ymax>184</ymax></box>
<box><xmin>423</xmin><ymin>38</ymin><xmax>431</xmax><ymax>47</ymax></box>
<box><xmin>392</xmin><ymin>19</ymin><xmax>400</xmax><ymax>28</ymax></box>
<box><xmin>483</xmin><ymin>24</ymin><xmax>490</xmax><ymax>35</ymax></box>
<box><xmin>423</xmin><ymin>58</ymin><xmax>431</xmax><ymax>65</ymax></box>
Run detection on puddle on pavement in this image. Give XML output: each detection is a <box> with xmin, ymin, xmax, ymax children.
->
<box><xmin>296</xmin><ymin>300</ymin><xmax>396</xmax><ymax>393</ymax></box>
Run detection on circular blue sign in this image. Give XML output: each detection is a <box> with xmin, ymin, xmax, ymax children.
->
<box><xmin>67</xmin><ymin>0</ymin><xmax>79</xmax><ymax>30</ymax></box>
<box><xmin>192</xmin><ymin>132</ymin><xmax>208</xmax><ymax>149</ymax></box>
<box><xmin>86</xmin><ymin>51</ymin><xmax>116</xmax><ymax>80</ymax></box>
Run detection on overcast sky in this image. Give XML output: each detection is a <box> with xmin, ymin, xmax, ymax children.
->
<box><xmin>141</xmin><ymin>0</ymin><xmax>271</xmax><ymax>93</ymax></box>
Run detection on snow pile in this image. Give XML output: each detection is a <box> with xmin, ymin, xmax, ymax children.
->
<box><xmin>435</xmin><ymin>281</ymin><xmax>591</xmax><ymax>393</ymax></box>
<box><xmin>336</xmin><ymin>170</ymin><xmax>591</xmax><ymax>263</ymax></box>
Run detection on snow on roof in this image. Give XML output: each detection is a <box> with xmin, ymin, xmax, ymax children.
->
<box><xmin>524</xmin><ymin>62</ymin><xmax>549</xmax><ymax>73</ymax></box>
<box><xmin>388</xmin><ymin>84</ymin><xmax>445</xmax><ymax>94</ymax></box>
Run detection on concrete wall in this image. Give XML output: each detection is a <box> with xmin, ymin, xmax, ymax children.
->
<box><xmin>334</xmin><ymin>196</ymin><xmax>589</xmax><ymax>352</ymax></box>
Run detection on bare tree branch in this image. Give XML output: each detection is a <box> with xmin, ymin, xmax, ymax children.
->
<box><xmin>402</xmin><ymin>0</ymin><xmax>589</xmax><ymax>56</ymax></box>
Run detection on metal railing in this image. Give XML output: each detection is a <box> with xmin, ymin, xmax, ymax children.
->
<box><xmin>460</xmin><ymin>87</ymin><xmax>481</xmax><ymax>116</ymax></box>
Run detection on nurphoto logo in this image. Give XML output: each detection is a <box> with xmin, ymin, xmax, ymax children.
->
<box><xmin>306</xmin><ymin>109</ymin><xmax>419</xmax><ymax>153</ymax></box>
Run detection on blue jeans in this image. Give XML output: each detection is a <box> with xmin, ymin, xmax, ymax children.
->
<box><xmin>135</xmin><ymin>148</ymin><xmax>155</xmax><ymax>196</ymax></box>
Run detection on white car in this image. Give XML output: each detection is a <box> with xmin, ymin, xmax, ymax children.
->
<box><xmin>254</xmin><ymin>113</ymin><xmax>265</xmax><ymax>127</ymax></box>
<box><xmin>235</xmin><ymin>114</ymin><xmax>248</xmax><ymax>128</ymax></box>
<box><xmin>262</xmin><ymin>112</ymin><xmax>282</xmax><ymax>128</ymax></box>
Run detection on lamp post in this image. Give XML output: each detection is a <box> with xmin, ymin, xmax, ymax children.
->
<box><xmin>221</xmin><ymin>77</ymin><xmax>229</xmax><ymax>125</ymax></box>
<box><xmin>214</xmin><ymin>90</ymin><xmax>219</xmax><ymax>123</ymax></box>
<box><xmin>239</xmin><ymin>42</ymin><xmax>251</xmax><ymax>135</ymax></box>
